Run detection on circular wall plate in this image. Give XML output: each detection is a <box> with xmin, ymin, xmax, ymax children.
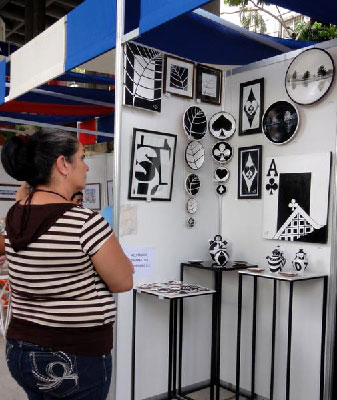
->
<box><xmin>187</xmin><ymin>197</ymin><xmax>198</xmax><ymax>214</ymax></box>
<box><xmin>285</xmin><ymin>48</ymin><xmax>335</xmax><ymax>105</ymax></box>
<box><xmin>183</xmin><ymin>106</ymin><xmax>207</xmax><ymax>140</ymax></box>
<box><xmin>211</xmin><ymin>142</ymin><xmax>233</xmax><ymax>163</ymax></box>
<box><xmin>185</xmin><ymin>141</ymin><xmax>205</xmax><ymax>170</ymax></box>
<box><xmin>209</xmin><ymin>111</ymin><xmax>236</xmax><ymax>139</ymax></box>
<box><xmin>214</xmin><ymin>167</ymin><xmax>230</xmax><ymax>182</ymax></box>
<box><xmin>216</xmin><ymin>185</ymin><xmax>227</xmax><ymax>195</ymax></box>
<box><xmin>262</xmin><ymin>100</ymin><xmax>299</xmax><ymax>145</ymax></box>
<box><xmin>185</xmin><ymin>173</ymin><xmax>200</xmax><ymax>196</ymax></box>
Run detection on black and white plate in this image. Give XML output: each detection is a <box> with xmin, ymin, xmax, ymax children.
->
<box><xmin>209</xmin><ymin>111</ymin><xmax>236</xmax><ymax>139</ymax></box>
<box><xmin>187</xmin><ymin>217</ymin><xmax>196</xmax><ymax>228</ymax></box>
<box><xmin>211</xmin><ymin>142</ymin><xmax>233</xmax><ymax>163</ymax></box>
<box><xmin>185</xmin><ymin>141</ymin><xmax>205</xmax><ymax>170</ymax></box>
<box><xmin>216</xmin><ymin>184</ymin><xmax>227</xmax><ymax>195</ymax></box>
<box><xmin>185</xmin><ymin>173</ymin><xmax>200</xmax><ymax>196</ymax></box>
<box><xmin>262</xmin><ymin>101</ymin><xmax>299</xmax><ymax>145</ymax></box>
<box><xmin>187</xmin><ymin>197</ymin><xmax>198</xmax><ymax>214</ymax></box>
<box><xmin>214</xmin><ymin>167</ymin><xmax>230</xmax><ymax>182</ymax></box>
<box><xmin>285</xmin><ymin>48</ymin><xmax>335</xmax><ymax>105</ymax></box>
<box><xmin>183</xmin><ymin>106</ymin><xmax>207</xmax><ymax>140</ymax></box>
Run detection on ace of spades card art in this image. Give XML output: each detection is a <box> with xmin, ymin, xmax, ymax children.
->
<box><xmin>263</xmin><ymin>153</ymin><xmax>331</xmax><ymax>243</ymax></box>
<box><xmin>239</xmin><ymin>78</ymin><xmax>264</xmax><ymax>135</ymax></box>
<box><xmin>238</xmin><ymin>145</ymin><xmax>262</xmax><ymax>199</ymax></box>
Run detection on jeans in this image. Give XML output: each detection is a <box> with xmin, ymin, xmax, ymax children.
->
<box><xmin>6</xmin><ymin>339</ymin><xmax>112</xmax><ymax>400</ymax></box>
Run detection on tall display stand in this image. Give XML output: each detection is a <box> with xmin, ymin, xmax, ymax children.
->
<box><xmin>180</xmin><ymin>261</ymin><xmax>257</xmax><ymax>400</ymax></box>
<box><xmin>235</xmin><ymin>270</ymin><xmax>328</xmax><ymax>400</ymax></box>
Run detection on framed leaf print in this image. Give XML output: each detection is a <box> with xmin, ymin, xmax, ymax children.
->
<box><xmin>239</xmin><ymin>78</ymin><xmax>264</xmax><ymax>135</ymax></box>
<box><xmin>128</xmin><ymin>128</ymin><xmax>177</xmax><ymax>201</ymax></box>
<box><xmin>195</xmin><ymin>64</ymin><xmax>222</xmax><ymax>105</ymax></box>
<box><xmin>164</xmin><ymin>55</ymin><xmax>194</xmax><ymax>98</ymax></box>
<box><xmin>123</xmin><ymin>42</ymin><xmax>163</xmax><ymax>112</ymax></box>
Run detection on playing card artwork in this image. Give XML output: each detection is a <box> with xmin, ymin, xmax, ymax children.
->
<box><xmin>209</xmin><ymin>111</ymin><xmax>236</xmax><ymax>140</ymax></box>
<box><xmin>239</xmin><ymin>78</ymin><xmax>264</xmax><ymax>135</ymax></box>
<box><xmin>263</xmin><ymin>153</ymin><xmax>331</xmax><ymax>243</ymax></box>
<box><xmin>238</xmin><ymin>145</ymin><xmax>262</xmax><ymax>199</ymax></box>
<box><xmin>211</xmin><ymin>142</ymin><xmax>233</xmax><ymax>163</ymax></box>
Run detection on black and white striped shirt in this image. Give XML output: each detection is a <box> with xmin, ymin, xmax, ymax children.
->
<box><xmin>5</xmin><ymin>206</ymin><xmax>116</xmax><ymax>329</ymax></box>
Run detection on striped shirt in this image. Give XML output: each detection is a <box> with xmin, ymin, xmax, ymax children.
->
<box><xmin>5</xmin><ymin>206</ymin><xmax>116</xmax><ymax>329</ymax></box>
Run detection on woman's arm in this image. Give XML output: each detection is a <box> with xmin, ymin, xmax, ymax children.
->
<box><xmin>91</xmin><ymin>234</ymin><xmax>134</xmax><ymax>293</ymax></box>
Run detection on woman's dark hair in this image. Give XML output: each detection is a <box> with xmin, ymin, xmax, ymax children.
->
<box><xmin>1</xmin><ymin>129</ymin><xmax>79</xmax><ymax>187</ymax></box>
<box><xmin>71</xmin><ymin>191</ymin><xmax>83</xmax><ymax>200</ymax></box>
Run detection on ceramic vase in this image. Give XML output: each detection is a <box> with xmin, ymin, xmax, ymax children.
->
<box><xmin>266</xmin><ymin>246</ymin><xmax>286</xmax><ymax>273</ymax></box>
<box><xmin>292</xmin><ymin>249</ymin><xmax>308</xmax><ymax>273</ymax></box>
<box><xmin>209</xmin><ymin>235</ymin><xmax>229</xmax><ymax>267</ymax></box>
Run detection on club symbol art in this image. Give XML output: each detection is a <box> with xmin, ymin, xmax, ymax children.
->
<box><xmin>214</xmin><ymin>167</ymin><xmax>229</xmax><ymax>182</ymax></box>
<box><xmin>266</xmin><ymin>178</ymin><xmax>278</xmax><ymax>195</ymax></box>
<box><xmin>242</xmin><ymin>153</ymin><xmax>257</xmax><ymax>193</ymax></box>
<box><xmin>183</xmin><ymin>106</ymin><xmax>207</xmax><ymax>140</ymax></box>
<box><xmin>185</xmin><ymin>141</ymin><xmax>205</xmax><ymax>170</ymax></box>
<box><xmin>209</xmin><ymin>112</ymin><xmax>236</xmax><ymax>139</ymax></box>
<box><xmin>244</xmin><ymin>88</ymin><xmax>259</xmax><ymax>127</ymax></box>
<box><xmin>273</xmin><ymin>199</ymin><xmax>323</xmax><ymax>241</ymax></box>
<box><xmin>185</xmin><ymin>173</ymin><xmax>200</xmax><ymax>196</ymax></box>
<box><xmin>216</xmin><ymin>185</ymin><xmax>227</xmax><ymax>195</ymax></box>
<box><xmin>212</xmin><ymin>142</ymin><xmax>233</xmax><ymax>163</ymax></box>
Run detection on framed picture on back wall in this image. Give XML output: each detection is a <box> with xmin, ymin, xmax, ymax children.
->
<box><xmin>164</xmin><ymin>55</ymin><xmax>194</xmax><ymax>98</ymax></box>
<box><xmin>239</xmin><ymin>78</ymin><xmax>264</xmax><ymax>135</ymax></box>
<box><xmin>238</xmin><ymin>145</ymin><xmax>262</xmax><ymax>199</ymax></box>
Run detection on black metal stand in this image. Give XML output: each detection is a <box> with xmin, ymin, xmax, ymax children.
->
<box><xmin>131</xmin><ymin>286</ymin><xmax>215</xmax><ymax>400</ymax></box>
<box><xmin>235</xmin><ymin>271</ymin><xmax>328</xmax><ymax>400</ymax></box>
<box><xmin>180</xmin><ymin>261</ymin><xmax>256</xmax><ymax>399</ymax></box>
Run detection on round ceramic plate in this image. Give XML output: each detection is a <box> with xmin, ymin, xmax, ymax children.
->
<box><xmin>185</xmin><ymin>141</ymin><xmax>205</xmax><ymax>170</ymax></box>
<box><xmin>183</xmin><ymin>106</ymin><xmax>207</xmax><ymax>140</ymax></box>
<box><xmin>185</xmin><ymin>173</ymin><xmax>200</xmax><ymax>196</ymax></box>
<box><xmin>262</xmin><ymin>101</ymin><xmax>299</xmax><ymax>145</ymax></box>
<box><xmin>209</xmin><ymin>111</ymin><xmax>236</xmax><ymax>139</ymax></box>
<box><xmin>214</xmin><ymin>167</ymin><xmax>230</xmax><ymax>182</ymax></box>
<box><xmin>285</xmin><ymin>48</ymin><xmax>335</xmax><ymax>105</ymax></box>
<box><xmin>211</xmin><ymin>141</ymin><xmax>233</xmax><ymax>163</ymax></box>
<box><xmin>187</xmin><ymin>197</ymin><xmax>198</xmax><ymax>214</ymax></box>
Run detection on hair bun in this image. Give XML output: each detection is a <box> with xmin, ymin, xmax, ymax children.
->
<box><xmin>1</xmin><ymin>135</ymin><xmax>36</xmax><ymax>182</ymax></box>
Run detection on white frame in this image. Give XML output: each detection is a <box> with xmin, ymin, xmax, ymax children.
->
<box><xmin>83</xmin><ymin>183</ymin><xmax>101</xmax><ymax>210</ymax></box>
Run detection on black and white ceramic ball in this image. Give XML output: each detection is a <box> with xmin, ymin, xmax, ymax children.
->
<box><xmin>211</xmin><ymin>141</ymin><xmax>233</xmax><ymax>163</ymax></box>
<box><xmin>209</xmin><ymin>111</ymin><xmax>236</xmax><ymax>140</ymax></box>
<box><xmin>185</xmin><ymin>141</ymin><xmax>205</xmax><ymax>170</ymax></box>
<box><xmin>185</xmin><ymin>173</ymin><xmax>201</xmax><ymax>196</ymax></box>
<box><xmin>183</xmin><ymin>106</ymin><xmax>207</xmax><ymax>140</ymax></box>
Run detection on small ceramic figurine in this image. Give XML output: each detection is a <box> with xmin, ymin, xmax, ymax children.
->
<box><xmin>209</xmin><ymin>235</ymin><xmax>229</xmax><ymax>266</ymax></box>
<box><xmin>292</xmin><ymin>249</ymin><xmax>308</xmax><ymax>273</ymax></box>
<box><xmin>266</xmin><ymin>246</ymin><xmax>286</xmax><ymax>273</ymax></box>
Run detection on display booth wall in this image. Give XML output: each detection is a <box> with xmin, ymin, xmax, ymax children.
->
<box><xmin>115</xmin><ymin>42</ymin><xmax>337</xmax><ymax>400</ymax></box>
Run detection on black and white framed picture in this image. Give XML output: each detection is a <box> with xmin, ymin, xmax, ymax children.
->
<box><xmin>238</xmin><ymin>145</ymin><xmax>262</xmax><ymax>199</ymax></box>
<box><xmin>123</xmin><ymin>42</ymin><xmax>163</xmax><ymax>112</ymax></box>
<box><xmin>128</xmin><ymin>128</ymin><xmax>177</xmax><ymax>201</ymax></box>
<box><xmin>209</xmin><ymin>111</ymin><xmax>236</xmax><ymax>140</ymax></box>
<box><xmin>0</xmin><ymin>184</ymin><xmax>20</xmax><ymax>201</ymax></box>
<box><xmin>107</xmin><ymin>180</ymin><xmax>113</xmax><ymax>206</ymax></box>
<box><xmin>285</xmin><ymin>48</ymin><xmax>335</xmax><ymax>105</ymax></box>
<box><xmin>183</xmin><ymin>106</ymin><xmax>207</xmax><ymax>140</ymax></box>
<box><xmin>262</xmin><ymin>101</ymin><xmax>299</xmax><ymax>145</ymax></box>
<box><xmin>195</xmin><ymin>64</ymin><xmax>222</xmax><ymax>105</ymax></box>
<box><xmin>83</xmin><ymin>183</ymin><xmax>101</xmax><ymax>210</ymax></box>
<box><xmin>263</xmin><ymin>153</ymin><xmax>331</xmax><ymax>243</ymax></box>
<box><xmin>164</xmin><ymin>55</ymin><xmax>194</xmax><ymax>98</ymax></box>
<box><xmin>239</xmin><ymin>78</ymin><xmax>264</xmax><ymax>136</ymax></box>
<box><xmin>185</xmin><ymin>141</ymin><xmax>205</xmax><ymax>170</ymax></box>
<box><xmin>211</xmin><ymin>141</ymin><xmax>233</xmax><ymax>163</ymax></box>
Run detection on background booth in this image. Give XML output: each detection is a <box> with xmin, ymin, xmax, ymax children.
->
<box><xmin>0</xmin><ymin>1</ymin><xmax>337</xmax><ymax>400</ymax></box>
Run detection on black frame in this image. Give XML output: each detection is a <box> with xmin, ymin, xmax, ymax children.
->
<box><xmin>195</xmin><ymin>64</ymin><xmax>222</xmax><ymax>105</ymax></box>
<box><xmin>239</xmin><ymin>78</ymin><xmax>264</xmax><ymax>136</ymax></box>
<box><xmin>128</xmin><ymin>128</ymin><xmax>177</xmax><ymax>201</ymax></box>
<box><xmin>238</xmin><ymin>145</ymin><xmax>262</xmax><ymax>199</ymax></box>
<box><xmin>164</xmin><ymin>54</ymin><xmax>195</xmax><ymax>99</ymax></box>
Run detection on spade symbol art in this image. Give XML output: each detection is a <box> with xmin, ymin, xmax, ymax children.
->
<box><xmin>209</xmin><ymin>112</ymin><xmax>236</xmax><ymax>139</ymax></box>
<box><xmin>211</xmin><ymin>142</ymin><xmax>233</xmax><ymax>164</ymax></box>
<box><xmin>244</xmin><ymin>88</ymin><xmax>259</xmax><ymax>127</ymax></box>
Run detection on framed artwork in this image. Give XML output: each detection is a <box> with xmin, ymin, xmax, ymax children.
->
<box><xmin>128</xmin><ymin>128</ymin><xmax>177</xmax><ymax>201</ymax></box>
<box><xmin>195</xmin><ymin>64</ymin><xmax>222</xmax><ymax>104</ymax></box>
<box><xmin>83</xmin><ymin>183</ymin><xmax>101</xmax><ymax>210</ymax></box>
<box><xmin>0</xmin><ymin>184</ymin><xmax>20</xmax><ymax>201</ymax></box>
<box><xmin>164</xmin><ymin>55</ymin><xmax>194</xmax><ymax>98</ymax></box>
<box><xmin>239</xmin><ymin>78</ymin><xmax>264</xmax><ymax>136</ymax></box>
<box><xmin>123</xmin><ymin>42</ymin><xmax>163</xmax><ymax>112</ymax></box>
<box><xmin>263</xmin><ymin>152</ymin><xmax>331</xmax><ymax>243</ymax></box>
<box><xmin>285</xmin><ymin>48</ymin><xmax>335</xmax><ymax>105</ymax></box>
<box><xmin>107</xmin><ymin>180</ymin><xmax>113</xmax><ymax>206</ymax></box>
<box><xmin>238</xmin><ymin>145</ymin><xmax>262</xmax><ymax>199</ymax></box>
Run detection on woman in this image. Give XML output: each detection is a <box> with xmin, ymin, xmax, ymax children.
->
<box><xmin>0</xmin><ymin>130</ymin><xmax>133</xmax><ymax>400</ymax></box>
